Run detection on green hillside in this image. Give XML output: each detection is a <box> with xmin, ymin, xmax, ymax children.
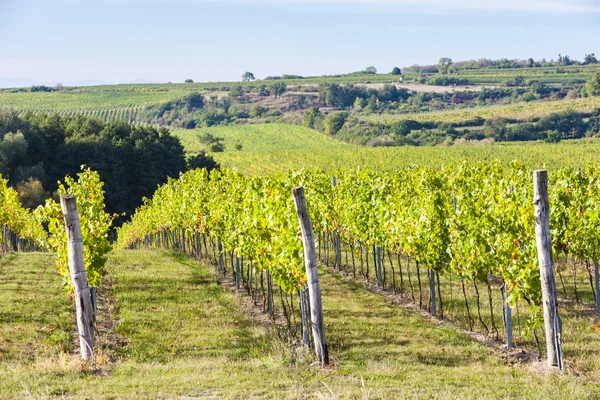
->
<box><xmin>209</xmin><ymin>136</ymin><xmax>600</xmax><ymax>175</ymax></box>
<box><xmin>173</xmin><ymin>123</ymin><xmax>351</xmax><ymax>154</ymax></box>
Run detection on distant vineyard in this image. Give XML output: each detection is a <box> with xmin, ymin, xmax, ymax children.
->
<box><xmin>18</xmin><ymin>106</ymin><xmax>143</xmax><ymax>123</ymax></box>
<box><xmin>213</xmin><ymin>139</ymin><xmax>600</xmax><ymax>176</ymax></box>
<box><xmin>361</xmin><ymin>96</ymin><xmax>600</xmax><ymax>125</ymax></box>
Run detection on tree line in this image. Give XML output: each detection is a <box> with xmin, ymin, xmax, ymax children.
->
<box><xmin>0</xmin><ymin>108</ymin><xmax>218</xmax><ymax>222</ymax></box>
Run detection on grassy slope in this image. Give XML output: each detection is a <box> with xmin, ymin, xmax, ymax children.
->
<box><xmin>2</xmin><ymin>251</ymin><xmax>599</xmax><ymax>398</ymax></box>
<box><xmin>174</xmin><ymin>123</ymin><xmax>350</xmax><ymax>153</ymax></box>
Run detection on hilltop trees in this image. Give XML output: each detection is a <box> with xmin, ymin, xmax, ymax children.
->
<box><xmin>242</xmin><ymin>72</ymin><xmax>256</xmax><ymax>82</ymax></box>
<box><xmin>437</xmin><ymin>58</ymin><xmax>453</xmax><ymax>74</ymax></box>
<box><xmin>391</xmin><ymin>67</ymin><xmax>401</xmax><ymax>75</ymax></box>
<box><xmin>583</xmin><ymin>53</ymin><xmax>598</xmax><ymax>65</ymax></box>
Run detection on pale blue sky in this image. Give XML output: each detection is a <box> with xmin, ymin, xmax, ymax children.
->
<box><xmin>0</xmin><ymin>0</ymin><xmax>598</xmax><ymax>85</ymax></box>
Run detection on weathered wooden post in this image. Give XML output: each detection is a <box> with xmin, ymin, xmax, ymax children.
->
<box><xmin>293</xmin><ymin>185</ymin><xmax>329</xmax><ymax>365</ymax></box>
<box><xmin>217</xmin><ymin>240</ymin><xmax>223</xmax><ymax>272</ymax></box>
<box><xmin>376</xmin><ymin>246</ymin><xmax>383</xmax><ymax>286</ymax></box>
<box><xmin>430</xmin><ymin>269</ymin><xmax>437</xmax><ymax>317</ymax></box>
<box><xmin>593</xmin><ymin>260</ymin><xmax>600</xmax><ymax>313</ymax></box>
<box><xmin>533</xmin><ymin>170</ymin><xmax>563</xmax><ymax>369</ymax></box>
<box><xmin>60</xmin><ymin>194</ymin><xmax>95</xmax><ymax>361</ymax></box>
<box><xmin>195</xmin><ymin>231</ymin><xmax>201</xmax><ymax>259</ymax></box>
<box><xmin>504</xmin><ymin>282</ymin><xmax>513</xmax><ymax>349</ymax></box>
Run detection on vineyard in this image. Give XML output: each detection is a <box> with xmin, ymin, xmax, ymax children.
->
<box><xmin>452</xmin><ymin>64</ymin><xmax>600</xmax><ymax>85</ymax></box>
<box><xmin>18</xmin><ymin>106</ymin><xmax>143</xmax><ymax>123</ymax></box>
<box><xmin>361</xmin><ymin>96</ymin><xmax>600</xmax><ymax>125</ymax></box>
<box><xmin>2</xmin><ymin>161</ymin><xmax>600</xmax><ymax>396</ymax></box>
<box><xmin>2</xmin><ymin>61</ymin><xmax>600</xmax><ymax>397</ymax></box>
<box><xmin>116</xmin><ymin>163</ymin><xmax>600</xmax><ymax>359</ymax></box>
<box><xmin>210</xmin><ymin>137</ymin><xmax>600</xmax><ymax>176</ymax></box>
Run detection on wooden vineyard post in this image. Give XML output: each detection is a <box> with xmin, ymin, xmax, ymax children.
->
<box><xmin>429</xmin><ymin>269</ymin><xmax>437</xmax><ymax>317</ymax></box>
<box><xmin>195</xmin><ymin>231</ymin><xmax>201</xmax><ymax>259</ymax></box>
<box><xmin>217</xmin><ymin>240</ymin><xmax>223</xmax><ymax>272</ymax></box>
<box><xmin>60</xmin><ymin>194</ymin><xmax>95</xmax><ymax>361</ymax></box>
<box><xmin>504</xmin><ymin>283</ymin><xmax>513</xmax><ymax>349</ymax></box>
<box><xmin>235</xmin><ymin>255</ymin><xmax>241</xmax><ymax>289</ymax></box>
<box><xmin>292</xmin><ymin>185</ymin><xmax>329</xmax><ymax>365</ymax></box>
<box><xmin>533</xmin><ymin>170</ymin><xmax>563</xmax><ymax>369</ymax></box>
<box><xmin>376</xmin><ymin>246</ymin><xmax>383</xmax><ymax>286</ymax></box>
<box><xmin>594</xmin><ymin>260</ymin><xmax>600</xmax><ymax>313</ymax></box>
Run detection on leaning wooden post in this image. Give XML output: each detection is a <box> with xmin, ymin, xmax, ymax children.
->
<box><xmin>60</xmin><ymin>194</ymin><xmax>95</xmax><ymax>361</ymax></box>
<box><xmin>293</xmin><ymin>186</ymin><xmax>329</xmax><ymax>365</ymax></box>
<box><xmin>533</xmin><ymin>170</ymin><xmax>563</xmax><ymax>370</ymax></box>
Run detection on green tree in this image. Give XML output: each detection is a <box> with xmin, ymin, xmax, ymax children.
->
<box><xmin>391</xmin><ymin>67</ymin><xmax>401</xmax><ymax>75</ymax></box>
<box><xmin>257</xmin><ymin>84</ymin><xmax>269</xmax><ymax>96</ymax></box>
<box><xmin>186</xmin><ymin>152</ymin><xmax>219</xmax><ymax>171</ymax></box>
<box><xmin>229</xmin><ymin>84</ymin><xmax>244</xmax><ymax>100</ymax></box>
<box><xmin>546</xmin><ymin>130</ymin><xmax>561</xmax><ymax>143</ymax></box>
<box><xmin>269</xmin><ymin>82</ymin><xmax>287</xmax><ymax>98</ymax></box>
<box><xmin>354</xmin><ymin>97</ymin><xmax>366</xmax><ymax>109</ymax></box>
<box><xmin>583</xmin><ymin>53</ymin><xmax>598</xmax><ymax>65</ymax></box>
<box><xmin>242</xmin><ymin>72</ymin><xmax>255</xmax><ymax>82</ymax></box>
<box><xmin>184</xmin><ymin>92</ymin><xmax>205</xmax><ymax>110</ymax></box>
<box><xmin>437</xmin><ymin>58</ymin><xmax>453</xmax><ymax>74</ymax></box>
<box><xmin>209</xmin><ymin>142</ymin><xmax>225</xmax><ymax>152</ymax></box>
<box><xmin>527</xmin><ymin>58</ymin><xmax>534</xmax><ymax>68</ymax></box>
<box><xmin>184</xmin><ymin>79</ymin><xmax>194</xmax><ymax>83</ymax></box>
<box><xmin>250</xmin><ymin>104</ymin><xmax>267</xmax><ymax>118</ymax></box>
<box><xmin>302</xmin><ymin>106</ymin><xmax>323</xmax><ymax>130</ymax></box>
<box><xmin>324</xmin><ymin>112</ymin><xmax>348</xmax><ymax>135</ymax></box>
<box><xmin>584</xmin><ymin>73</ymin><xmax>600</xmax><ymax>97</ymax></box>
<box><xmin>364</xmin><ymin>66</ymin><xmax>377</xmax><ymax>74</ymax></box>
<box><xmin>367</xmin><ymin>95</ymin><xmax>379</xmax><ymax>113</ymax></box>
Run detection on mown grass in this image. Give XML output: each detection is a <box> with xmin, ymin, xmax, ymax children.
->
<box><xmin>1</xmin><ymin>251</ymin><xmax>600</xmax><ymax>398</ymax></box>
<box><xmin>0</xmin><ymin>252</ymin><xmax>73</xmax><ymax>361</ymax></box>
<box><xmin>173</xmin><ymin>123</ymin><xmax>350</xmax><ymax>155</ymax></box>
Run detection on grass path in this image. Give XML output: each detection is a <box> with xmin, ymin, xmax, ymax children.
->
<box><xmin>1</xmin><ymin>251</ymin><xmax>599</xmax><ymax>398</ymax></box>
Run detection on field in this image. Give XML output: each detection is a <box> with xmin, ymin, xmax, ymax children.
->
<box><xmin>2</xmin><ymin>251</ymin><xmax>599</xmax><ymax>398</ymax></box>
